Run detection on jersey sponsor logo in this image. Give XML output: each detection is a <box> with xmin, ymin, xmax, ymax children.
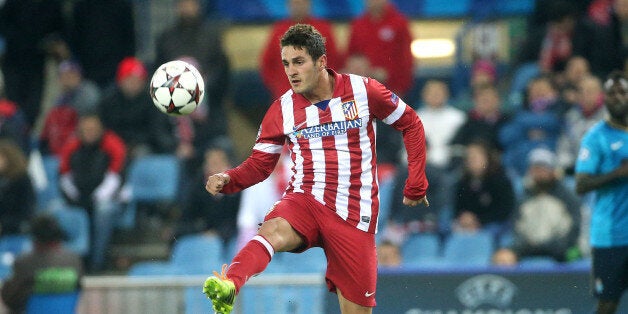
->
<box><xmin>364</xmin><ymin>291</ymin><xmax>375</xmax><ymax>297</ymax></box>
<box><xmin>342</xmin><ymin>100</ymin><xmax>359</xmax><ymax>120</ymax></box>
<box><xmin>292</xmin><ymin>118</ymin><xmax>363</xmax><ymax>139</ymax></box>
<box><xmin>361</xmin><ymin>215</ymin><xmax>371</xmax><ymax>223</ymax></box>
<box><xmin>611</xmin><ymin>141</ymin><xmax>624</xmax><ymax>151</ymax></box>
<box><xmin>578</xmin><ymin>147</ymin><xmax>590</xmax><ymax>160</ymax></box>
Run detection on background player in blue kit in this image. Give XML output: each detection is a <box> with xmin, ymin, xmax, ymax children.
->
<box><xmin>575</xmin><ymin>70</ymin><xmax>628</xmax><ymax>314</ymax></box>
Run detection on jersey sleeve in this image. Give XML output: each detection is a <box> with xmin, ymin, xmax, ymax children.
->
<box><xmin>575</xmin><ymin>129</ymin><xmax>602</xmax><ymax>175</ymax></box>
<box><xmin>222</xmin><ymin>101</ymin><xmax>285</xmax><ymax>193</ymax></box>
<box><xmin>366</xmin><ymin>78</ymin><xmax>428</xmax><ymax>199</ymax></box>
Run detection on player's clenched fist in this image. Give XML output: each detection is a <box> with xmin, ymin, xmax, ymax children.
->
<box><xmin>205</xmin><ymin>173</ymin><xmax>231</xmax><ymax>195</ymax></box>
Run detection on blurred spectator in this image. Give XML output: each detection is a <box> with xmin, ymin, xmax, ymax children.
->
<box><xmin>341</xmin><ymin>54</ymin><xmax>384</xmax><ymax>81</ymax></box>
<box><xmin>156</xmin><ymin>0</ymin><xmax>232</xmax><ymax>192</ymax></box>
<box><xmin>99</xmin><ymin>57</ymin><xmax>175</xmax><ymax>158</ymax></box>
<box><xmin>579</xmin><ymin>0</ymin><xmax>628</xmax><ymax>79</ymax></box>
<box><xmin>451</xmin><ymin>140</ymin><xmax>515</xmax><ymax>240</ymax></box>
<box><xmin>557</xmin><ymin>75</ymin><xmax>607</xmax><ymax>174</ymax></box>
<box><xmin>416</xmin><ymin>80</ymin><xmax>466</xmax><ymax>170</ymax></box>
<box><xmin>176</xmin><ymin>140</ymin><xmax>240</xmax><ymax>247</ymax></box>
<box><xmin>451</xmin><ymin>83</ymin><xmax>511</xmax><ymax>156</ymax></box>
<box><xmin>342</xmin><ymin>53</ymin><xmax>402</xmax><ymax>166</ymax></box>
<box><xmin>54</xmin><ymin>60</ymin><xmax>101</xmax><ymax>116</ymax></box>
<box><xmin>0</xmin><ymin>139</ymin><xmax>36</xmax><ymax>236</ymax></box>
<box><xmin>518</xmin><ymin>0</ymin><xmax>590</xmax><ymax>73</ymax></box>
<box><xmin>260</xmin><ymin>0</ymin><xmax>343</xmax><ymax>99</ymax></box>
<box><xmin>0</xmin><ymin>73</ymin><xmax>30</xmax><ymax>153</ymax></box>
<box><xmin>69</xmin><ymin>0</ymin><xmax>136</xmax><ymax>89</ymax></box>
<box><xmin>529</xmin><ymin>0</ymin><xmax>592</xmax><ymax>27</ymax></box>
<box><xmin>0</xmin><ymin>0</ymin><xmax>67</xmax><ymax>126</ymax></box>
<box><xmin>347</xmin><ymin>0</ymin><xmax>414</xmax><ymax>97</ymax></box>
<box><xmin>499</xmin><ymin>75</ymin><xmax>566</xmax><ymax>177</ymax></box>
<box><xmin>1</xmin><ymin>214</ymin><xmax>83</xmax><ymax>314</ymax></box>
<box><xmin>58</xmin><ymin>114</ymin><xmax>127</xmax><ymax>272</ymax></box>
<box><xmin>455</xmin><ymin>59</ymin><xmax>499</xmax><ymax>112</ymax></box>
<box><xmin>555</xmin><ymin>55</ymin><xmax>592</xmax><ymax>104</ymax></box>
<box><xmin>39</xmin><ymin>60</ymin><xmax>101</xmax><ymax>156</ymax></box>
<box><xmin>236</xmin><ymin>151</ymin><xmax>291</xmax><ymax>251</ymax></box>
<box><xmin>377</xmin><ymin>240</ymin><xmax>402</xmax><ymax>268</ymax></box>
<box><xmin>383</xmin><ymin>164</ymin><xmax>445</xmax><ymax>243</ymax></box>
<box><xmin>509</xmin><ymin>148</ymin><xmax>581</xmax><ymax>262</ymax></box>
<box><xmin>155</xmin><ymin>0</ymin><xmax>230</xmax><ymax>142</ymax></box>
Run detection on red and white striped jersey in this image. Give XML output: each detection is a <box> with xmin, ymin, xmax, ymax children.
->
<box><xmin>223</xmin><ymin>69</ymin><xmax>428</xmax><ymax>233</ymax></box>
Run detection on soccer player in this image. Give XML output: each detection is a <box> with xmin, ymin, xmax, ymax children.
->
<box><xmin>204</xmin><ymin>24</ymin><xmax>429</xmax><ymax>314</ymax></box>
<box><xmin>575</xmin><ymin>70</ymin><xmax>628</xmax><ymax>314</ymax></box>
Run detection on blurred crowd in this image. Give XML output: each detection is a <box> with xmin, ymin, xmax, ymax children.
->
<box><xmin>0</xmin><ymin>0</ymin><xmax>625</xmax><ymax>274</ymax></box>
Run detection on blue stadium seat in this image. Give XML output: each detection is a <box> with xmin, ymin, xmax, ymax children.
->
<box><xmin>0</xmin><ymin>235</ymin><xmax>32</xmax><ymax>280</ymax></box>
<box><xmin>401</xmin><ymin>234</ymin><xmax>441</xmax><ymax>267</ymax></box>
<box><xmin>126</xmin><ymin>154</ymin><xmax>180</xmax><ymax>202</ymax></box>
<box><xmin>49</xmin><ymin>206</ymin><xmax>90</xmax><ymax>256</ymax></box>
<box><xmin>26</xmin><ymin>292</ymin><xmax>79</xmax><ymax>314</ymax></box>
<box><xmin>238</xmin><ymin>284</ymin><xmax>325</xmax><ymax>314</ymax></box>
<box><xmin>127</xmin><ymin>261</ymin><xmax>181</xmax><ymax>276</ymax></box>
<box><xmin>271</xmin><ymin>249</ymin><xmax>327</xmax><ymax>274</ymax></box>
<box><xmin>422</xmin><ymin>0</ymin><xmax>471</xmax><ymax>17</ymax></box>
<box><xmin>171</xmin><ymin>234</ymin><xmax>223</xmax><ymax>275</ymax></box>
<box><xmin>184</xmin><ymin>286</ymin><xmax>211</xmax><ymax>314</ymax></box>
<box><xmin>442</xmin><ymin>231</ymin><xmax>494</xmax><ymax>266</ymax></box>
<box><xmin>0</xmin><ymin>234</ymin><xmax>33</xmax><ymax>256</ymax></box>
<box><xmin>37</xmin><ymin>155</ymin><xmax>61</xmax><ymax>211</ymax></box>
<box><xmin>517</xmin><ymin>256</ymin><xmax>558</xmax><ymax>269</ymax></box>
<box><xmin>121</xmin><ymin>154</ymin><xmax>180</xmax><ymax>229</ymax></box>
<box><xmin>0</xmin><ymin>261</ymin><xmax>11</xmax><ymax>280</ymax></box>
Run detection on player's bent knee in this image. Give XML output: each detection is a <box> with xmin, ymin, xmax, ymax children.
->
<box><xmin>258</xmin><ymin>217</ymin><xmax>302</xmax><ymax>252</ymax></box>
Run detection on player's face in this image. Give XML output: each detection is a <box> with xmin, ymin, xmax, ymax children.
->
<box><xmin>605</xmin><ymin>80</ymin><xmax>628</xmax><ymax>121</ymax></box>
<box><xmin>281</xmin><ymin>45</ymin><xmax>323</xmax><ymax>95</ymax></box>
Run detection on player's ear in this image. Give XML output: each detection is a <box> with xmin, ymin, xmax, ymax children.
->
<box><xmin>318</xmin><ymin>54</ymin><xmax>327</xmax><ymax>70</ymax></box>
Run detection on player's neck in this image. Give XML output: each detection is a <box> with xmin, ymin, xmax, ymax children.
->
<box><xmin>303</xmin><ymin>70</ymin><xmax>334</xmax><ymax>103</ymax></box>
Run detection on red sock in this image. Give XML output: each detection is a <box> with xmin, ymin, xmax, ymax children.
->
<box><xmin>226</xmin><ymin>235</ymin><xmax>274</xmax><ymax>293</ymax></box>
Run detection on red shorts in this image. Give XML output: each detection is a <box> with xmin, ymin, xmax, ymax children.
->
<box><xmin>265</xmin><ymin>192</ymin><xmax>377</xmax><ymax>307</ymax></box>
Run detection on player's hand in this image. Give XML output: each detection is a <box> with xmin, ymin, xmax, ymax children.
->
<box><xmin>403</xmin><ymin>196</ymin><xmax>429</xmax><ymax>207</ymax></box>
<box><xmin>205</xmin><ymin>173</ymin><xmax>230</xmax><ymax>195</ymax></box>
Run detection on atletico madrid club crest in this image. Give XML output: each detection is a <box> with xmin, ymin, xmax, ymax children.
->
<box><xmin>342</xmin><ymin>100</ymin><xmax>358</xmax><ymax>120</ymax></box>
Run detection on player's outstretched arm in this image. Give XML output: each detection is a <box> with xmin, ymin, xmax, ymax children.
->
<box><xmin>205</xmin><ymin>173</ymin><xmax>231</xmax><ymax>195</ymax></box>
<box><xmin>403</xmin><ymin>196</ymin><xmax>429</xmax><ymax>207</ymax></box>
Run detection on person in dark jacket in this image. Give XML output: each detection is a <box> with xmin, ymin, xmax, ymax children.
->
<box><xmin>1</xmin><ymin>214</ymin><xmax>83</xmax><ymax>314</ymax></box>
<box><xmin>69</xmin><ymin>0</ymin><xmax>136</xmax><ymax>89</ymax></box>
<box><xmin>0</xmin><ymin>0</ymin><xmax>67</xmax><ymax>126</ymax></box>
<box><xmin>59</xmin><ymin>114</ymin><xmax>127</xmax><ymax>272</ymax></box>
<box><xmin>98</xmin><ymin>57</ymin><xmax>175</xmax><ymax>158</ymax></box>
<box><xmin>0</xmin><ymin>139</ymin><xmax>35</xmax><ymax>236</ymax></box>
<box><xmin>176</xmin><ymin>140</ymin><xmax>240</xmax><ymax>247</ymax></box>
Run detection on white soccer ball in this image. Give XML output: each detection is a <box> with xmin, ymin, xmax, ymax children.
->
<box><xmin>149</xmin><ymin>60</ymin><xmax>205</xmax><ymax>116</ymax></box>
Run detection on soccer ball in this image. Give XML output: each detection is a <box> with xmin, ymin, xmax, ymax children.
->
<box><xmin>149</xmin><ymin>60</ymin><xmax>204</xmax><ymax>116</ymax></box>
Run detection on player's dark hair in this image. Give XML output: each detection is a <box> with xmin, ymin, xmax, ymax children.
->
<box><xmin>280</xmin><ymin>24</ymin><xmax>326</xmax><ymax>61</ymax></box>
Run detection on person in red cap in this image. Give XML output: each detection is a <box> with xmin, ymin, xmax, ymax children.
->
<box><xmin>98</xmin><ymin>57</ymin><xmax>176</xmax><ymax>158</ymax></box>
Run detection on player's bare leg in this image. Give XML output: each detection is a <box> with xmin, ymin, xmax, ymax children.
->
<box><xmin>337</xmin><ymin>289</ymin><xmax>372</xmax><ymax>314</ymax></box>
<box><xmin>257</xmin><ymin>217</ymin><xmax>304</xmax><ymax>252</ymax></box>
<box><xmin>204</xmin><ymin>217</ymin><xmax>304</xmax><ymax>313</ymax></box>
